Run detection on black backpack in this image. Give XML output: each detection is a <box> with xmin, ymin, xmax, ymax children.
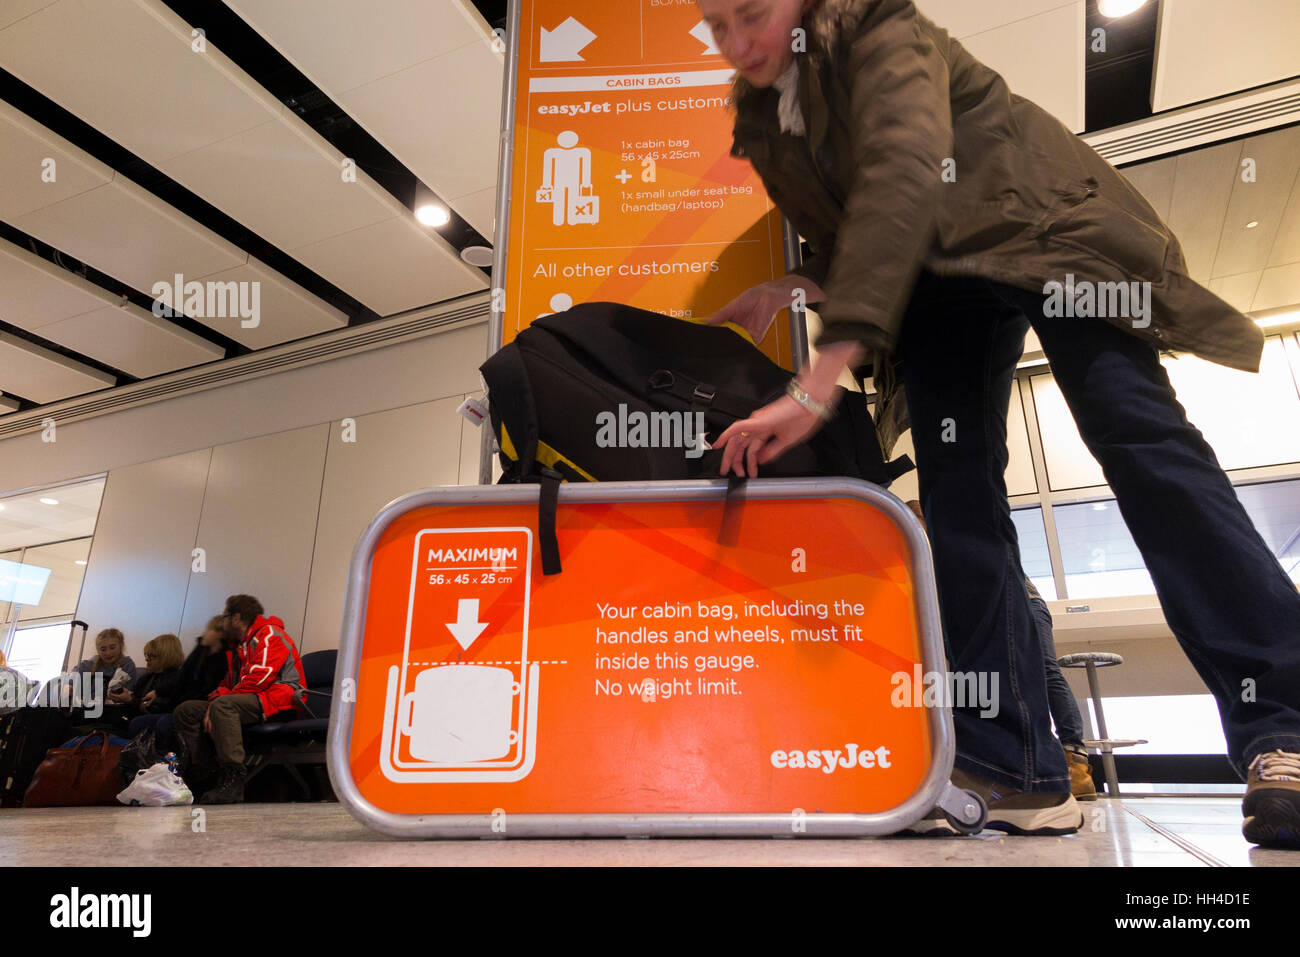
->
<box><xmin>480</xmin><ymin>302</ymin><xmax>912</xmax><ymax>573</ymax></box>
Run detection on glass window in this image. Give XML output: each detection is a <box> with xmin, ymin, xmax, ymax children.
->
<box><xmin>1162</xmin><ymin>338</ymin><xmax>1300</xmax><ymax>472</ymax></box>
<box><xmin>1030</xmin><ymin>373</ymin><xmax>1107</xmax><ymax>491</ymax></box>
<box><xmin>4</xmin><ymin>621</ymin><xmax>74</xmax><ymax>690</ymax></box>
<box><xmin>1087</xmin><ymin>694</ymin><xmax>1227</xmax><ymax>756</ymax></box>
<box><xmin>16</xmin><ymin>539</ymin><xmax>90</xmax><ymax>623</ymax></box>
<box><xmin>1011</xmin><ymin>507</ymin><xmax>1057</xmax><ymax>599</ymax></box>
<box><xmin>1234</xmin><ymin>479</ymin><xmax>1300</xmax><ymax>584</ymax></box>
<box><xmin>1053</xmin><ymin>499</ymin><xmax>1155</xmax><ymax>598</ymax></box>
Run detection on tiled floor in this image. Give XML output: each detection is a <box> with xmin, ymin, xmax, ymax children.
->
<box><xmin>0</xmin><ymin>797</ymin><xmax>1294</xmax><ymax>866</ymax></box>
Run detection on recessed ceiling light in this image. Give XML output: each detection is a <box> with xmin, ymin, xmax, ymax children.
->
<box><xmin>1092</xmin><ymin>503</ymin><xmax>1108</xmax><ymax>511</ymax></box>
<box><xmin>1246</xmin><ymin>221</ymin><xmax>1260</xmax><ymax>229</ymax></box>
<box><xmin>1097</xmin><ymin>0</ymin><xmax>1149</xmax><ymax>17</ymax></box>
<box><xmin>460</xmin><ymin>245</ymin><xmax>495</xmax><ymax>267</ymax></box>
<box><xmin>0</xmin><ymin>503</ymin><xmax>5</xmax><ymax>511</ymax></box>
<box><xmin>74</xmin><ymin>560</ymin><xmax>87</xmax><ymax>566</ymax></box>
<box><xmin>415</xmin><ymin>204</ymin><xmax>450</xmax><ymax>227</ymax></box>
<box><xmin>1255</xmin><ymin>311</ymin><xmax>1299</xmax><ymax>328</ymax></box>
<box><xmin>39</xmin><ymin>497</ymin><xmax>59</xmax><ymax>505</ymax></box>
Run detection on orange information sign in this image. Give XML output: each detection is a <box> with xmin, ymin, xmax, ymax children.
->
<box><xmin>497</xmin><ymin>0</ymin><xmax>795</xmax><ymax>366</ymax></box>
<box><xmin>332</xmin><ymin>481</ymin><xmax>954</xmax><ymax>835</ymax></box>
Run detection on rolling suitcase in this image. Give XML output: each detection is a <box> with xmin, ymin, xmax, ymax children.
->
<box><xmin>0</xmin><ymin>707</ymin><xmax>77</xmax><ymax>807</ymax></box>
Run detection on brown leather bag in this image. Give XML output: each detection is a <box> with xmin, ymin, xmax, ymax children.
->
<box><xmin>23</xmin><ymin>734</ymin><xmax>125</xmax><ymax>807</ymax></box>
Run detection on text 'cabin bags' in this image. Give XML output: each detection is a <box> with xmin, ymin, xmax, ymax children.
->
<box><xmin>479</xmin><ymin>302</ymin><xmax>912</xmax><ymax>573</ymax></box>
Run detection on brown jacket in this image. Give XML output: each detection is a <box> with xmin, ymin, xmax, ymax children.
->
<box><xmin>729</xmin><ymin>0</ymin><xmax>1263</xmax><ymax>391</ymax></box>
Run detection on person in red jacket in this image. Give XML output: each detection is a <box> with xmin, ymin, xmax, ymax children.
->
<box><xmin>172</xmin><ymin>594</ymin><xmax>307</xmax><ymax>804</ymax></box>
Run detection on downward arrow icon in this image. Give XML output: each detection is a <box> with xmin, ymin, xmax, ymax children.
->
<box><xmin>540</xmin><ymin>17</ymin><xmax>597</xmax><ymax>61</ymax></box>
<box><xmin>446</xmin><ymin>598</ymin><xmax>489</xmax><ymax>650</ymax></box>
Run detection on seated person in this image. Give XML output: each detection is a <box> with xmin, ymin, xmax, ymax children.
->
<box><xmin>140</xmin><ymin>618</ymin><xmax>233</xmax><ymax>757</ymax></box>
<box><xmin>120</xmin><ymin>633</ymin><xmax>185</xmax><ymax>738</ymax></box>
<box><xmin>172</xmin><ymin>595</ymin><xmax>308</xmax><ymax>804</ymax></box>
<box><xmin>1025</xmin><ymin>578</ymin><xmax>1096</xmax><ymax>801</ymax></box>
<box><xmin>0</xmin><ymin>649</ymin><xmax>35</xmax><ymax>716</ymax></box>
<box><xmin>68</xmin><ymin>628</ymin><xmax>138</xmax><ymax>724</ymax></box>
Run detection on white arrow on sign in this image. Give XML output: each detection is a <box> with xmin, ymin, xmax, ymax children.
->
<box><xmin>540</xmin><ymin>16</ymin><xmax>596</xmax><ymax>61</ymax></box>
<box><xmin>446</xmin><ymin>598</ymin><xmax>489</xmax><ymax>650</ymax></box>
<box><xmin>689</xmin><ymin>19</ymin><xmax>720</xmax><ymax>55</ymax></box>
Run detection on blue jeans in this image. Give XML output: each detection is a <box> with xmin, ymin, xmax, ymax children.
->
<box><xmin>899</xmin><ymin>271</ymin><xmax>1300</xmax><ymax>790</ymax></box>
<box><xmin>127</xmin><ymin>712</ymin><xmax>175</xmax><ymax>751</ymax></box>
<box><xmin>1030</xmin><ymin>593</ymin><xmax>1085</xmax><ymax>750</ymax></box>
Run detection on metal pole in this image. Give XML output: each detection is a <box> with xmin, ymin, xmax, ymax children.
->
<box><xmin>479</xmin><ymin>0</ymin><xmax>524</xmax><ymax>485</ymax></box>
<box><xmin>781</xmin><ymin>218</ymin><xmax>810</xmax><ymax>373</ymax></box>
<box><xmin>1086</xmin><ymin>660</ymin><xmax>1121</xmax><ymax>797</ymax></box>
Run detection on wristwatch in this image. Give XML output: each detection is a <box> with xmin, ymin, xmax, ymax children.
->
<box><xmin>785</xmin><ymin>379</ymin><xmax>834</xmax><ymax>421</ymax></box>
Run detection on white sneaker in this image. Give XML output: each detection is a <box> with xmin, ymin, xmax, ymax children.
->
<box><xmin>117</xmin><ymin>762</ymin><xmax>194</xmax><ymax>806</ymax></box>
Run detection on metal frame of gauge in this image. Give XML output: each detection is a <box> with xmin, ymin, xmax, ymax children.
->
<box><xmin>328</xmin><ymin>476</ymin><xmax>959</xmax><ymax>839</ymax></box>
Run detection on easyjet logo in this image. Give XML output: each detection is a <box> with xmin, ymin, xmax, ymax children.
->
<box><xmin>770</xmin><ymin>744</ymin><xmax>892</xmax><ymax>774</ymax></box>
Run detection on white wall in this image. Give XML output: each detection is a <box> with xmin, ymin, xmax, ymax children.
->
<box><xmin>0</xmin><ymin>320</ymin><xmax>491</xmax><ymax>662</ymax></box>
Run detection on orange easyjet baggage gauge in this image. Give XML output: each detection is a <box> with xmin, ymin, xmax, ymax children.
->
<box><xmin>329</xmin><ymin>478</ymin><xmax>986</xmax><ymax>838</ymax></box>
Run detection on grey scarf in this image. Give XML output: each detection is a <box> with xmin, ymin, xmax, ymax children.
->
<box><xmin>772</xmin><ymin>59</ymin><xmax>805</xmax><ymax>136</ymax></box>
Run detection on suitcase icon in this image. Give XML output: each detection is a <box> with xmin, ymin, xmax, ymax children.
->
<box><xmin>567</xmin><ymin>190</ymin><xmax>599</xmax><ymax>225</ymax></box>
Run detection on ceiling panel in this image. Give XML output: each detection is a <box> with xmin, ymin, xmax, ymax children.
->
<box><xmin>451</xmin><ymin>186</ymin><xmax>499</xmax><ymax>242</ymax></box>
<box><xmin>0</xmin><ymin>0</ymin><xmax>274</xmax><ymax>162</ymax></box>
<box><xmin>0</xmin><ymin>478</ymin><xmax>102</xmax><ymax>551</ymax></box>
<box><xmin>1210</xmin><ymin>126</ymin><xmax>1300</xmax><ymax>279</ymax></box>
<box><xmin>1119</xmin><ymin>125</ymin><xmax>1300</xmax><ymax>315</ymax></box>
<box><xmin>0</xmin><ymin>0</ymin><xmax>488</xmax><ymax>317</ymax></box>
<box><xmin>1117</xmin><ymin>161</ymin><xmax>1173</xmax><ymax>221</ymax></box>
<box><xmin>1165</xmin><ymin>140</ymin><xmax>1239</xmax><ymax>282</ymax></box>
<box><xmin>0</xmin><ymin>395</ymin><xmax>19</xmax><ymax>415</ymax></box>
<box><xmin>0</xmin><ymin>331</ymin><xmax>115</xmax><ymax>404</ymax></box>
<box><xmin>916</xmin><ymin>0</ymin><xmax>1086</xmax><ymax>133</ymax></box>
<box><xmin>0</xmin><ymin>239</ymin><xmax>118</xmax><ymax>330</ymax></box>
<box><xmin>291</xmin><ymin>215</ymin><xmax>486</xmax><ymax>318</ymax></box>
<box><xmin>13</xmin><ymin>177</ymin><xmax>246</xmax><ymax>290</ymax></box>
<box><xmin>195</xmin><ymin>257</ymin><xmax>350</xmax><ymax>350</ymax></box>
<box><xmin>0</xmin><ymin>0</ymin><xmax>58</xmax><ymax>31</ymax></box>
<box><xmin>36</xmin><ymin>303</ymin><xmax>224</xmax><ymax>378</ymax></box>
<box><xmin>221</xmin><ymin>0</ymin><xmax>502</xmax><ymax>238</ymax></box>
<box><xmin>0</xmin><ymin>100</ymin><xmax>348</xmax><ymax>348</ymax></box>
<box><xmin>1269</xmin><ymin>163</ymin><xmax>1300</xmax><ymax>268</ymax></box>
<box><xmin>155</xmin><ymin>106</ymin><xmax>396</xmax><ymax>251</ymax></box>
<box><xmin>336</xmin><ymin>41</ymin><xmax>503</xmax><ymax>209</ymax></box>
<box><xmin>221</xmin><ymin>0</ymin><xmax>482</xmax><ymax>95</ymax></box>
<box><xmin>1208</xmin><ymin>272</ymin><xmax>1264</xmax><ymax>314</ymax></box>
<box><xmin>1153</xmin><ymin>0</ymin><xmax>1300</xmax><ymax>113</ymax></box>
<box><xmin>0</xmin><ymin>100</ymin><xmax>113</xmax><ymax>220</ymax></box>
<box><xmin>1254</xmin><ymin>263</ymin><xmax>1300</xmax><ymax>314</ymax></box>
<box><xmin>915</xmin><ymin>0</ymin><xmax>1075</xmax><ymax>42</ymax></box>
<box><xmin>0</xmin><ymin>239</ymin><xmax>222</xmax><ymax>377</ymax></box>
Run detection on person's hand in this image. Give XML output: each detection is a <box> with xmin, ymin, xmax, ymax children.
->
<box><xmin>142</xmin><ymin>690</ymin><xmax>156</xmax><ymax>708</ymax></box>
<box><xmin>202</xmin><ymin>707</ymin><xmax>212</xmax><ymax>734</ymax></box>
<box><xmin>713</xmin><ymin>393</ymin><xmax>830</xmax><ymax>477</ymax></box>
<box><xmin>708</xmin><ymin>281</ymin><xmax>785</xmax><ymax>343</ymax></box>
<box><xmin>108</xmin><ymin>688</ymin><xmax>132</xmax><ymax>704</ymax></box>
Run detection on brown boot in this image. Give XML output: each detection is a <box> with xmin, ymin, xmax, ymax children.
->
<box><xmin>1243</xmin><ymin>750</ymin><xmax>1300</xmax><ymax>849</ymax></box>
<box><xmin>1067</xmin><ymin>748</ymin><xmax>1097</xmax><ymax>801</ymax></box>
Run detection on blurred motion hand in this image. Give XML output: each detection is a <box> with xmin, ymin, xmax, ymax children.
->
<box><xmin>707</xmin><ymin>281</ymin><xmax>784</xmax><ymax>342</ymax></box>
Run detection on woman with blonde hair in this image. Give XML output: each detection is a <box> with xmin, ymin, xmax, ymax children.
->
<box><xmin>118</xmin><ymin>634</ymin><xmax>185</xmax><ymax>733</ymax></box>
